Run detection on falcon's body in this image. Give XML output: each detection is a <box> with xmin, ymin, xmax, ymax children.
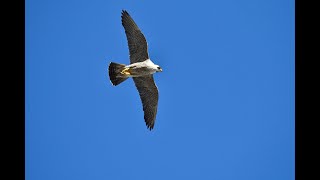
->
<box><xmin>108</xmin><ymin>10</ymin><xmax>162</xmax><ymax>130</ymax></box>
<box><xmin>124</xmin><ymin>59</ymin><xmax>161</xmax><ymax>77</ymax></box>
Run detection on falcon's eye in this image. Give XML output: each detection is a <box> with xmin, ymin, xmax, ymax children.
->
<box><xmin>157</xmin><ymin>67</ymin><xmax>161</xmax><ymax>70</ymax></box>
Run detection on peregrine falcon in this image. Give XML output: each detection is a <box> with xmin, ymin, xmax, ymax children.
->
<box><xmin>108</xmin><ymin>10</ymin><xmax>162</xmax><ymax>130</ymax></box>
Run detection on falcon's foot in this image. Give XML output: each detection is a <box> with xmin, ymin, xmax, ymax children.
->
<box><xmin>120</xmin><ymin>67</ymin><xmax>131</xmax><ymax>75</ymax></box>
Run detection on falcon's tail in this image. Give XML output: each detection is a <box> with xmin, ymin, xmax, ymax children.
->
<box><xmin>108</xmin><ymin>62</ymin><xmax>129</xmax><ymax>86</ymax></box>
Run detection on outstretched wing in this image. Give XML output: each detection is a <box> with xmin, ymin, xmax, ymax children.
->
<box><xmin>133</xmin><ymin>75</ymin><xmax>158</xmax><ymax>130</ymax></box>
<box><xmin>121</xmin><ymin>10</ymin><xmax>149</xmax><ymax>64</ymax></box>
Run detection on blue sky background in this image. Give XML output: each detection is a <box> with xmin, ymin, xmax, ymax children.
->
<box><xmin>26</xmin><ymin>0</ymin><xmax>294</xmax><ymax>179</ymax></box>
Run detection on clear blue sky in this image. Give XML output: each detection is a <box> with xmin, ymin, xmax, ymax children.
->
<box><xmin>26</xmin><ymin>0</ymin><xmax>294</xmax><ymax>179</ymax></box>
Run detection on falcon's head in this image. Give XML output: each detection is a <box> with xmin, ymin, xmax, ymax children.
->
<box><xmin>156</xmin><ymin>66</ymin><xmax>163</xmax><ymax>72</ymax></box>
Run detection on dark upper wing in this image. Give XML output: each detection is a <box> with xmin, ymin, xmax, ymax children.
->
<box><xmin>121</xmin><ymin>10</ymin><xmax>149</xmax><ymax>64</ymax></box>
<box><xmin>133</xmin><ymin>75</ymin><xmax>159</xmax><ymax>130</ymax></box>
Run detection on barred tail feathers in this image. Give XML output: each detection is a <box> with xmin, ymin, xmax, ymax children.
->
<box><xmin>108</xmin><ymin>62</ymin><xmax>129</xmax><ymax>86</ymax></box>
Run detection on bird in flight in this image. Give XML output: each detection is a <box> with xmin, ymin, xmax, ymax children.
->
<box><xmin>108</xmin><ymin>10</ymin><xmax>162</xmax><ymax>130</ymax></box>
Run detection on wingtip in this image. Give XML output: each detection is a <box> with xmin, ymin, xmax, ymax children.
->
<box><xmin>146</xmin><ymin>124</ymin><xmax>154</xmax><ymax>131</ymax></box>
<box><xmin>121</xmin><ymin>10</ymin><xmax>128</xmax><ymax>16</ymax></box>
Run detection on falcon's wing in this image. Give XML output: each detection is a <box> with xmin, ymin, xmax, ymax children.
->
<box><xmin>133</xmin><ymin>75</ymin><xmax>158</xmax><ymax>130</ymax></box>
<box><xmin>121</xmin><ymin>10</ymin><xmax>149</xmax><ymax>64</ymax></box>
